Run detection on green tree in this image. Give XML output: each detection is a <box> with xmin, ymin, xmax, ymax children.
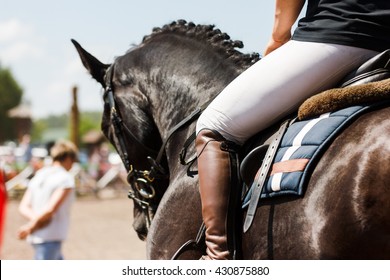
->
<box><xmin>31</xmin><ymin>119</ymin><xmax>47</xmax><ymax>142</ymax></box>
<box><xmin>0</xmin><ymin>65</ymin><xmax>23</xmax><ymax>141</ymax></box>
<box><xmin>79</xmin><ymin>111</ymin><xmax>102</xmax><ymax>136</ymax></box>
<box><xmin>31</xmin><ymin>111</ymin><xmax>102</xmax><ymax>144</ymax></box>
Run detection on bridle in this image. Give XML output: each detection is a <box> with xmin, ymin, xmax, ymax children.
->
<box><xmin>104</xmin><ymin>65</ymin><xmax>167</xmax><ymax>227</ymax></box>
<box><xmin>103</xmin><ymin>65</ymin><xmax>204</xmax><ymax>228</ymax></box>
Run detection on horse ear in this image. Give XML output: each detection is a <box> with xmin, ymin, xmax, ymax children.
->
<box><xmin>71</xmin><ymin>39</ymin><xmax>110</xmax><ymax>88</ymax></box>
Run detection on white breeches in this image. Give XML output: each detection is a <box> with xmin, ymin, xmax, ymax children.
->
<box><xmin>196</xmin><ymin>40</ymin><xmax>378</xmax><ymax>144</ymax></box>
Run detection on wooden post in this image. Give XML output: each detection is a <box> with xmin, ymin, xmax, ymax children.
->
<box><xmin>70</xmin><ymin>86</ymin><xmax>79</xmax><ymax>148</ymax></box>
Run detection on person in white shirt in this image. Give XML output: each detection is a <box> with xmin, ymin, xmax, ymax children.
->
<box><xmin>18</xmin><ymin>140</ymin><xmax>78</xmax><ymax>260</ymax></box>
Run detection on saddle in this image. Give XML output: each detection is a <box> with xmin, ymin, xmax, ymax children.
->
<box><xmin>241</xmin><ymin>49</ymin><xmax>390</xmax><ymax>231</ymax></box>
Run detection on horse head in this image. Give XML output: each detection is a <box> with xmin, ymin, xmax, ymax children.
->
<box><xmin>72</xmin><ymin>39</ymin><xmax>168</xmax><ymax>240</ymax></box>
<box><xmin>72</xmin><ymin>20</ymin><xmax>259</xmax><ymax>243</ymax></box>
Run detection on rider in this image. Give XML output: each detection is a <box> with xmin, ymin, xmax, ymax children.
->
<box><xmin>196</xmin><ymin>0</ymin><xmax>390</xmax><ymax>260</ymax></box>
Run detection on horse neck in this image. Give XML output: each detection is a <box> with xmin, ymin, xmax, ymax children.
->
<box><xmin>143</xmin><ymin>43</ymin><xmax>243</xmax><ymax>140</ymax></box>
<box><xmin>135</xmin><ymin>41</ymin><xmax>244</xmax><ymax>175</ymax></box>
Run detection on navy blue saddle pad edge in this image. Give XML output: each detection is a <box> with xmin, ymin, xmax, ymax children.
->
<box><xmin>242</xmin><ymin>101</ymin><xmax>389</xmax><ymax>208</ymax></box>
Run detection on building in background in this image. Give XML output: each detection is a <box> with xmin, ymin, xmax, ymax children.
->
<box><xmin>8</xmin><ymin>102</ymin><xmax>32</xmax><ymax>142</ymax></box>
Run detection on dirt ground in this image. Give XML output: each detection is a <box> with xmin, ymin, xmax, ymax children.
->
<box><xmin>1</xmin><ymin>191</ymin><xmax>147</xmax><ymax>260</ymax></box>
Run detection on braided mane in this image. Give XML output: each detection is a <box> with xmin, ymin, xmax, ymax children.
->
<box><xmin>142</xmin><ymin>20</ymin><xmax>260</xmax><ymax>69</ymax></box>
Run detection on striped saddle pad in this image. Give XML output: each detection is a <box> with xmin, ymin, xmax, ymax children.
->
<box><xmin>242</xmin><ymin>104</ymin><xmax>379</xmax><ymax>208</ymax></box>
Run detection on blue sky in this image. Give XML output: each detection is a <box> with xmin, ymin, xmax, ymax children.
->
<box><xmin>1</xmin><ymin>0</ymin><xmax>279</xmax><ymax>118</ymax></box>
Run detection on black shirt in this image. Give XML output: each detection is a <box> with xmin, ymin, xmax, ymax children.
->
<box><xmin>293</xmin><ymin>0</ymin><xmax>390</xmax><ymax>52</ymax></box>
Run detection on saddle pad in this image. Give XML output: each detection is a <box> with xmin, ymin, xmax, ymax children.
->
<box><xmin>242</xmin><ymin>104</ymin><xmax>377</xmax><ymax>208</ymax></box>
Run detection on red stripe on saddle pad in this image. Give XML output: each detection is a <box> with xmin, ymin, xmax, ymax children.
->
<box><xmin>270</xmin><ymin>159</ymin><xmax>310</xmax><ymax>175</ymax></box>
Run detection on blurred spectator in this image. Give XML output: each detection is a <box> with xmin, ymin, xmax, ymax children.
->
<box><xmin>87</xmin><ymin>146</ymin><xmax>100</xmax><ymax>180</ymax></box>
<box><xmin>19</xmin><ymin>134</ymin><xmax>32</xmax><ymax>163</ymax></box>
<box><xmin>17</xmin><ymin>140</ymin><xmax>78</xmax><ymax>260</ymax></box>
<box><xmin>87</xmin><ymin>143</ymin><xmax>110</xmax><ymax>180</ymax></box>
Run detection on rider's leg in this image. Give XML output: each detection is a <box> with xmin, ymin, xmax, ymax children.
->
<box><xmin>197</xmin><ymin>41</ymin><xmax>378</xmax><ymax>144</ymax></box>
<box><xmin>196</xmin><ymin>40</ymin><xmax>377</xmax><ymax>260</ymax></box>
<box><xmin>196</xmin><ymin>129</ymin><xmax>239</xmax><ymax>260</ymax></box>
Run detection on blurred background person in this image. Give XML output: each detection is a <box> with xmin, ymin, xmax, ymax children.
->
<box><xmin>17</xmin><ymin>140</ymin><xmax>78</xmax><ymax>260</ymax></box>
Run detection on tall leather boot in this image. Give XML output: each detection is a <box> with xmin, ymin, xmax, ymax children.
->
<box><xmin>196</xmin><ymin>129</ymin><xmax>239</xmax><ymax>260</ymax></box>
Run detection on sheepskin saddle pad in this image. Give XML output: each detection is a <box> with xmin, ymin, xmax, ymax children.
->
<box><xmin>298</xmin><ymin>78</ymin><xmax>390</xmax><ymax>120</ymax></box>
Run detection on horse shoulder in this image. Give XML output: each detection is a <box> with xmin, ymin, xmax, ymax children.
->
<box><xmin>146</xmin><ymin>175</ymin><xmax>202</xmax><ymax>259</ymax></box>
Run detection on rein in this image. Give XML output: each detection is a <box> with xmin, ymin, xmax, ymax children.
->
<box><xmin>104</xmin><ymin>65</ymin><xmax>205</xmax><ymax>227</ymax></box>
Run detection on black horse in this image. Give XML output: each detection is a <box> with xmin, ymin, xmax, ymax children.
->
<box><xmin>73</xmin><ymin>20</ymin><xmax>390</xmax><ymax>259</ymax></box>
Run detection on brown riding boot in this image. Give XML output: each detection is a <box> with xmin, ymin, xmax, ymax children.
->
<box><xmin>196</xmin><ymin>129</ymin><xmax>239</xmax><ymax>260</ymax></box>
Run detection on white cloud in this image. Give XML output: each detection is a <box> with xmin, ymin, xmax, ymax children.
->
<box><xmin>0</xmin><ymin>19</ymin><xmax>44</xmax><ymax>64</ymax></box>
<box><xmin>0</xmin><ymin>19</ymin><xmax>33</xmax><ymax>43</ymax></box>
<box><xmin>0</xmin><ymin>41</ymin><xmax>43</xmax><ymax>63</ymax></box>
